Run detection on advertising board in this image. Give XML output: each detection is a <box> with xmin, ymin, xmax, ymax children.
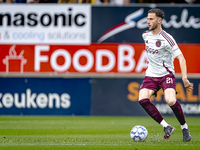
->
<box><xmin>0</xmin><ymin>78</ymin><xmax>91</xmax><ymax>115</ymax></box>
<box><xmin>0</xmin><ymin>4</ymin><xmax>91</xmax><ymax>45</ymax></box>
<box><xmin>91</xmin><ymin>78</ymin><xmax>200</xmax><ymax>116</ymax></box>
<box><xmin>0</xmin><ymin>4</ymin><xmax>199</xmax><ymax>116</ymax></box>
<box><xmin>0</xmin><ymin>44</ymin><xmax>199</xmax><ymax>74</ymax></box>
<box><xmin>92</xmin><ymin>6</ymin><xmax>200</xmax><ymax>43</ymax></box>
<box><xmin>0</xmin><ymin>77</ymin><xmax>199</xmax><ymax>116</ymax></box>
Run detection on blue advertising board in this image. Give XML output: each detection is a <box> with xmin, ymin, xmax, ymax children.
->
<box><xmin>91</xmin><ymin>78</ymin><xmax>200</xmax><ymax>116</ymax></box>
<box><xmin>0</xmin><ymin>78</ymin><xmax>91</xmax><ymax>115</ymax></box>
<box><xmin>92</xmin><ymin>5</ymin><xmax>200</xmax><ymax>43</ymax></box>
<box><xmin>0</xmin><ymin>77</ymin><xmax>200</xmax><ymax>116</ymax></box>
<box><xmin>90</xmin><ymin>78</ymin><xmax>146</xmax><ymax>116</ymax></box>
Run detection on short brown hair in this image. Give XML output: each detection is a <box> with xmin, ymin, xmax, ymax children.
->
<box><xmin>148</xmin><ymin>8</ymin><xmax>164</xmax><ymax>19</ymax></box>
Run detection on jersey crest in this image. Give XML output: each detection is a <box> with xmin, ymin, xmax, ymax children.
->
<box><xmin>155</xmin><ymin>40</ymin><xmax>161</xmax><ymax>47</ymax></box>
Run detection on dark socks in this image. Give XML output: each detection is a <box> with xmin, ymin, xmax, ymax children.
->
<box><xmin>139</xmin><ymin>98</ymin><xmax>163</xmax><ymax>124</ymax></box>
<box><xmin>170</xmin><ymin>101</ymin><xmax>186</xmax><ymax>125</ymax></box>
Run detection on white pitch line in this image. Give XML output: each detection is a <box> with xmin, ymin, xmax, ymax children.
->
<box><xmin>0</xmin><ymin>143</ymin><xmax>132</xmax><ymax>147</ymax></box>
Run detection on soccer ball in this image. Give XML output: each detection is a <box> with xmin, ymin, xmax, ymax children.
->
<box><xmin>130</xmin><ymin>125</ymin><xmax>148</xmax><ymax>142</ymax></box>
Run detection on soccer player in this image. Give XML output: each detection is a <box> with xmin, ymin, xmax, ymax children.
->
<box><xmin>139</xmin><ymin>8</ymin><xmax>193</xmax><ymax>142</ymax></box>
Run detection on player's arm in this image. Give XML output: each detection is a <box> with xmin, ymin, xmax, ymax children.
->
<box><xmin>176</xmin><ymin>54</ymin><xmax>193</xmax><ymax>92</ymax></box>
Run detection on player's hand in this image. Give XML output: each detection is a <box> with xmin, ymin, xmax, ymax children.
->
<box><xmin>182</xmin><ymin>78</ymin><xmax>193</xmax><ymax>92</ymax></box>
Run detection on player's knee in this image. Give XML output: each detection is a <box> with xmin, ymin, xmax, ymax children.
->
<box><xmin>165</xmin><ymin>97</ymin><xmax>176</xmax><ymax>106</ymax></box>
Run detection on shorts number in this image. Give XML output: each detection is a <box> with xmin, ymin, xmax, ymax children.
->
<box><xmin>166</xmin><ymin>77</ymin><xmax>173</xmax><ymax>84</ymax></box>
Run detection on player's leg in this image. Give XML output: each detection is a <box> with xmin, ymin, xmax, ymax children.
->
<box><xmin>139</xmin><ymin>76</ymin><xmax>169</xmax><ymax>126</ymax></box>
<box><xmin>155</xmin><ymin>74</ymin><xmax>178</xmax><ymax>139</ymax></box>
<box><xmin>139</xmin><ymin>76</ymin><xmax>174</xmax><ymax>139</ymax></box>
<box><xmin>164</xmin><ymin>88</ymin><xmax>191</xmax><ymax>142</ymax></box>
<box><xmin>139</xmin><ymin>88</ymin><xmax>167</xmax><ymax>127</ymax></box>
<box><xmin>139</xmin><ymin>88</ymin><xmax>175</xmax><ymax>139</ymax></box>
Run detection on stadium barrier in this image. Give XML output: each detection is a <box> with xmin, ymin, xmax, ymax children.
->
<box><xmin>0</xmin><ymin>77</ymin><xmax>200</xmax><ymax>116</ymax></box>
<box><xmin>0</xmin><ymin>4</ymin><xmax>200</xmax><ymax>116</ymax></box>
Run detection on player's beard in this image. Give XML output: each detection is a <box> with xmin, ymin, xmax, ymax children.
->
<box><xmin>149</xmin><ymin>23</ymin><xmax>158</xmax><ymax>31</ymax></box>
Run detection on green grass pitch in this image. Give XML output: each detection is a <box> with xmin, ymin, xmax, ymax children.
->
<box><xmin>0</xmin><ymin>116</ymin><xmax>200</xmax><ymax>150</ymax></box>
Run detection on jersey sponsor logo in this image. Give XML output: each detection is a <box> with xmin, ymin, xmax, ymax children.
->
<box><xmin>146</xmin><ymin>45</ymin><xmax>158</xmax><ymax>54</ymax></box>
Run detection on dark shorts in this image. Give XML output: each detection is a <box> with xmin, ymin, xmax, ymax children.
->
<box><xmin>140</xmin><ymin>73</ymin><xmax>176</xmax><ymax>93</ymax></box>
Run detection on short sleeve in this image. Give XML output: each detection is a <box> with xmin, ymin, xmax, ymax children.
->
<box><xmin>165</xmin><ymin>35</ymin><xmax>182</xmax><ymax>58</ymax></box>
<box><xmin>172</xmin><ymin>46</ymin><xmax>182</xmax><ymax>58</ymax></box>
